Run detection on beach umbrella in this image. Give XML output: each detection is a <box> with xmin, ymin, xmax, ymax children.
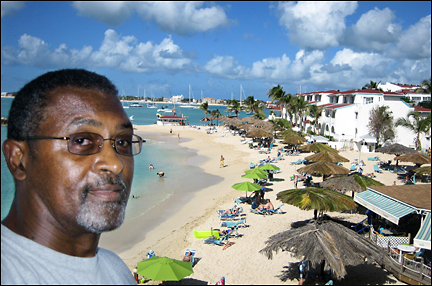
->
<box><xmin>414</xmin><ymin>165</ymin><xmax>431</xmax><ymax>175</ymax></box>
<box><xmin>259</xmin><ymin>219</ymin><xmax>389</xmax><ymax>280</ymax></box>
<box><xmin>137</xmin><ymin>256</ymin><xmax>193</xmax><ymax>281</ymax></box>
<box><xmin>299</xmin><ymin>142</ymin><xmax>338</xmax><ymax>153</ymax></box>
<box><xmin>241</xmin><ymin>171</ymin><xmax>267</xmax><ymax>180</ymax></box>
<box><xmin>394</xmin><ymin>152</ymin><xmax>431</xmax><ymax>167</ymax></box>
<box><xmin>297</xmin><ymin>162</ymin><xmax>350</xmax><ymax>180</ymax></box>
<box><xmin>244</xmin><ymin>168</ymin><xmax>268</xmax><ymax>177</ymax></box>
<box><xmin>258</xmin><ymin>164</ymin><xmax>280</xmax><ymax>171</ymax></box>
<box><xmin>320</xmin><ymin>174</ymin><xmax>384</xmax><ymax>197</ymax></box>
<box><xmin>246</xmin><ymin>128</ymin><xmax>272</xmax><ymax>138</ymax></box>
<box><xmin>377</xmin><ymin>143</ymin><xmax>416</xmax><ymax>156</ymax></box>
<box><xmin>231</xmin><ymin>181</ymin><xmax>262</xmax><ymax>192</ymax></box>
<box><xmin>305</xmin><ymin>150</ymin><xmax>349</xmax><ymax>164</ymax></box>
<box><xmin>276</xmin><ymin>187</ymin><xmax>357</xmax><ymax>218</ymax></box>
<box><xmin>282</xmin><ymin>133</ymin><xmax>306</xmax><ymax>145</ymax></box>
<box><xmin>237</xmin><ymin>123</ymin><xmax>253</xmax><ymax>131</ymax></box>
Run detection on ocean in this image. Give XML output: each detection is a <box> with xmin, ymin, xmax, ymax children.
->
<box><xmin>1</xmin><ymin>97</ymin><xmax>268</xmax><ymax>222</ymax></box>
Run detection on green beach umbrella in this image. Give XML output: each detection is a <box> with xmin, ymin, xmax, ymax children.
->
<box><xmin>244</xmin><ymin>168</ymin><xmax>268</xmax><ymax>176</ymax></box>
<box><xmin>232</xmin><ymin>181</ymin><xmax>262</xmax><ymax>192</ymax></box>
<box><xmin>258</xmin><ymin>164</ymin><xmax>280</xmax><ymax>171</ymax></box>
<box><xmin>137</xmin><ymin>256</ymin><xmax>193</xmax><ymax>281</ymax></box>
<box><xmin>242</xmin><ymin>171</ymin><xmax>267</xmax><ymax>180</ymax></box>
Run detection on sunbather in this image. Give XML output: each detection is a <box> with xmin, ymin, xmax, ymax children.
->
<box><xmin>182</xmin><ymin>251</ymin><xmax>193</xmax><ymax>262</ymax></box>
<box><xmin>221</xmin><ymin>207</ymin><xmax>241</xmax><ymax>215</ymax></box>
<box><xmin>252</xmin><ymin>199</ymin><xmax>275</xmax><ymax>211</ymax></box>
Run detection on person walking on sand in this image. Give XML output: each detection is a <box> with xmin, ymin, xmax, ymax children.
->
<box><xmin>220</xmin><ymin>155</ymin><xmax>225</xmax><ymax>168</ymax></box>
<box><xmin>294</xmin><ymin>175</ymin><xmax>298</xmax><ymax>189</ymax></box>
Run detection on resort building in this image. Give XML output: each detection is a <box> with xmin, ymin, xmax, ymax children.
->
<box><xmin>291</xmin><ymin>89</ymin><xmax>431</xmax><ymax>152</ymax></box>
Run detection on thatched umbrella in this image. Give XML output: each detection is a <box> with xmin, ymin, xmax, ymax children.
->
<box><xmin>414</xmin><ymin>165</ymin><xmax>431</xmax><ymax>175</ymax></box>
<box><xmin>320</xmin><ymin>174</ymin><xmax>384</xmax><ymax>197</ymax></box>
<box><xmin>394</xmin><ymin>152</ymin><xmax>431</xmax><ymax>167</ymax></box>
<box><xmin>236</xmin><ymin>123</ymin><xmax>253</xmax><ymax>131</ymax></box>
<box><xmin>377</xmin><ymin>143</ymin><xmax>416</xmax><ymax>156</ymax></box>
<box><xmin>276</xmin><ymin>187</ymin><xmax>357</xmax><ymax>218</ymax></box>
<box><xmin>282</xmin><ymin>133</ymin><xmax>306</xmax><ymax>145</ymax></box>
<box><xmin>241</xmin><ymin>117</ymin><xmax>255</xmax><ymax>124</ymax></box>
<box><xmin>259</xmin><ymin>219</ymin><xmax>388</xmax><ymax>280</ymax></box>
<box><xmin>297</xmin><ymin>162</ymin><xmax>350</xmax><ymax>181</ymax></box>
<box><xmin>246</xmin><ymin>128</ymin><xmax>272</xmax><ymax>138</ymax></box>
<box><xmin>305</xmin><ymin>150</ymin><xmax>349</xmax><ymax>164</ymax></box>
<box><xmin>300</xmin><ymin>142</ymin><xmax>338</xmax><ymax>153</ymax></box>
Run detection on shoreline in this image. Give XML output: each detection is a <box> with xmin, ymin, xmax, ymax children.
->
<box><xmin>103</xmin><ymin>124</ymin><xmax>419</xmax><ymax>285</ymax></box>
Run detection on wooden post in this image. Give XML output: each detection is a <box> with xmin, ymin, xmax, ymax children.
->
<box><xmin>418</xmin><ymin>257</ymin><xmax>424</xmax><ymax>282</ymax></box>
<box><xmin>400</xmin><ymin>255</ymin><xmax>404</xmax><ymax>273</ymax></box>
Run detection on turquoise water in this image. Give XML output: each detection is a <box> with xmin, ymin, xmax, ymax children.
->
<box><xmin>1</xmin><ymin>97</ymin><xmax>267</xmax><ymax>221</ymax></box>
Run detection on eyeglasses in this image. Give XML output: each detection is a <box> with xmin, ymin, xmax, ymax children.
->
<box><xmin>25</xmin><ymin>132</ymin><xmax>145</xmax><ymax>156</ymax></box>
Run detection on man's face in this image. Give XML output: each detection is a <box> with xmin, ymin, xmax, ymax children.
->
<box><xmin>26</xmin><ymin>87</ymin><xmax>134</xmax><ymax>235</ymax></box>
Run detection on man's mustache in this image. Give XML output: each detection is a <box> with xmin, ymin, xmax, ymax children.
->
<box><xmin>82</xmin><ymin>175</ymin><xmax>128</xmax><ymax>200</ymax></box>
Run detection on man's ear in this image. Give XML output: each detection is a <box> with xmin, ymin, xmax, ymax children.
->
<box><xmin>2</xmin><ymin>139</ymin><xmax>29</xmax><ymax>181</ymax></box>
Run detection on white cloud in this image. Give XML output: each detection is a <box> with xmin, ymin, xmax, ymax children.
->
<box><xmin>390</xmin><ymin>15</ymin><xmax>431</xmax><ymax>60</ymax></box>
<box><xmin>1</xmin><ymin>1</ymin><xmax>25</xmax><ymax>18</ymax></box>
<box><xmin>276</xmin><ymin>1</ymin><xmax>357</xmax><ymax>50</ymax></box>
<box><xmin>343</xmin><ymin>7</ymin><xmax>402</xmax><ymax>52</ymax></box>
<box><xmin>72</xmin><ymin>1</ymin><xmax>229</xmax><ymax>34</ymax></box>
<box><xmin>204</xmin><ymin>55</ymin><xmax>249</xmax><ymax>79</ymax></box>
<box><xmin>1</xmin><ymin>30</ymin><xmax>198</xmax><ymax>74</ymax></box>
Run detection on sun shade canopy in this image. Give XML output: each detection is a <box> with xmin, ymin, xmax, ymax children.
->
<box><xmin>414</xmin><ymin>211</ymin><xmax>431</xmax><ymax>250</ymax></box>
<box><xmin>354</xmin><ymin>189</ymin><xmax>416</xmax><ymax>225</ymax></box>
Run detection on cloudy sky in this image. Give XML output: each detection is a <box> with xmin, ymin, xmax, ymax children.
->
<box><xmin>1</xmin><ymin>1</ymin><xmax>431</xmax><ymax>100</ymax></box>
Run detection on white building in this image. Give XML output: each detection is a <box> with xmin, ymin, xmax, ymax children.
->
<box><xmin>299</xmin><ymin>89</ymin><xmax>431</xmax><ymax>153</ymax></box>
<box><xmin>378</xmin><ymin>82</ymin><xmax>420</xmax><ymax>93</ymax></box>
<box><xmin>171</xmin><ymin>95</ymin><xmax>184</xmax><ymax>103</ymax></box>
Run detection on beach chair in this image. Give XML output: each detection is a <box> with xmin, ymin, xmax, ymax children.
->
<box><xmin>266</xmin><ymin>204</ymin><xmax>284</xmax><ymax>214</ymax></box>
<box><xmin>349</xmin><ymin>164</ymin><xmax>357</xmax><ymax>171</ymax></box>
<box><xmin>216</xmin><ymin>206</ymin><xmax>243</xmax><ymax>216</ymax></box>
<box><xmin>291</xmin><ymin>159</ymin><xmax>302</xmax><ymax>165</ymax></box>
<box><xmin>203</xmin><ymin>234</ymin><xmax>235</xmax><ymax>250</ymax></box>
<box><xmin>220</xmin><ymin>219</ymin><xmax>247</xmax><ymax>228</ymax></box>
<box><xmin>373</xmin><ymin>164</ymin><xmax>382</xmax><ymax>173</ymax></box>
<box><xmin>218</xmin><ymin>211</ymin><xmax>246</xmax><ymax>221</ymax></box>
<box><xmin>277</xmin><ymin>155</ymin><xmax>284</xmax><ymax>160</ymax></box>
<box><xmin>182</xmin><ymin>249</ymin><xmax>196</xmax><ymax>266</ymax></box>
<box><xmin>368</xmin><ymin>156</ymin><xmax>379</xmax><ymax>161</ymax></box>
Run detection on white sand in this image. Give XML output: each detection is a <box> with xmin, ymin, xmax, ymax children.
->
<box><xmin>109</xmin><ymin>124</ymin><xmax>419</xmax><ymax>285</ymax></box>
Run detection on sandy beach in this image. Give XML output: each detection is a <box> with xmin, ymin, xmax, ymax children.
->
<box><xmin>101</xmin><ymin>124</ymin><xmax>424</xmax><ymax>285</ymax></box>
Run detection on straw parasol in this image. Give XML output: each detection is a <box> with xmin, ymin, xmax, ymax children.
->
<box><xmin>377</xmin><ymin>143</ymin><xmax>416</xmax><ymax>156</ymax></box>
<box><xmin>276</xmin><ymin>187</ymin><xmax>357</xmax><ymax>216</ymax></box>
<box><xmin>394</xmin><ymin>152</ymin><xmax>431</xmax><ymax>167</ymax></box>
<box><xmin>236</xmin><ymin>123</ymin><xmax>253</xmax><ymax>131</ymax></box>
<box><xmin>320</xmin><ymin>174</ymin><xmax>384</xmax><ymax>197</ymax></box>
<box><xmin>246</xmin><ymin>128</ymin><xmax>272</xmax><ymax>138</ymax></box>
<box><xmin>297</xmin><ymin>162</ymin><xmax>350</xmax><ymax>178</ymax></box>
<box><xmin>414</xmin><ymin>166</ymin><xmax>431</xmax><ymax>175</ymax></box>
<box><xmin>305</xmin><ymin>150</ymin><xmax>349</xmax><ymax>164</ymax></box>
<box><xmin>259</xmin><ymin>219</ymin><xmax>389</xmax><ymax>280</ymax></box>
<box><xmin>282</xmin><ymin>133</ymin><xmax>306</xmax><ymax>145</ymax></box>
<box><xmin>299</xmin><ymin>142</ymin><xmax>338</xmax><ymax>153</ymax></box>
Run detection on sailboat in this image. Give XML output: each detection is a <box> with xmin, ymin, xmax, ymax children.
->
<box><xmin>157</xmin><ymin>87</ymin><xmax>173</xmax><ymax>112</ymax></box>
<box><xmin>147</xmin><ymin>92</ymin><xmax>158</xmax><ymax>108</ymax></box>
<box><xmin>180</xmin><ymin>85</ymin><xmax>195</xmax><ymax>108</ymax></box>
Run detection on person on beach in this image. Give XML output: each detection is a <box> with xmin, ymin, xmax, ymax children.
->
<box><xmin>133</xmin><ymin>267</ymin><xmax>138</xmax><ymax>283</ymax></box>
<box><xmin>220</xmin><ymin>155</ymin><xmax>225</xmax><ymax>168</ymax></box>
<box><xmin>170</xmin><ymin>128</ymin><xmax>172</xmax><ymax>134</ymax></box>
<box><xmin>294</xmin><ymin>175</ymin><xmax>298</xmax><ymax>189</ymax></box>
<box><xmin>149</xmin><ymin>164</ymin><xmax>154</xmax><ymax>170</ymax></box>
<box><xmin>221</xmin><ymin>206</ymin><xmax>241</xmax><ymax>215</ymax></box>
<box><xmin>1</xmin><ymin>69</ymin><xmax>142</xmax><ymax>284</ymax></box>
<box><xmin>157</xmin><ymin>172</ymin><xmax>165</xmax><ymax>177</ymax></box>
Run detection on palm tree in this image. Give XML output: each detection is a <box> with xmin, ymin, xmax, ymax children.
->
<box><xmin>416</xmin><ymin>78</ymin><xmax>431</xmax><ymax>94</ymax></box>
<box><xmin>269</xmin><ymin>118</ymin><xmax>291</xmax><ymax>138</ymax></box>
<box><xmin>210</xmin><ymin>109</ymin><xmax>222</xmax><ymax>126</ymax></box>
<box><xmin>362</xmin><ymin>80</ymin><xmax>382</xmax><ymax>90</ymax></box>
<box><xmin>294</xmin><ymin>97</ymin><xmax>308</xmax><ymax>131</ymax></box>
<box><xmin>267</xmin><ymin>85</ymin><xmax>293</xmax><ymax>121</ymax></box>
<box><xmin>367</xmin><ymin>105</ymin><xmax>395</xmax><ymax>145</ymax></box>
<box><xmin>308</xmin><ymin>104</ymin><xmax>323</xmax><ymax>133</ymax></box>
<box><xmin>395</xmin><ymin>110</ymin><xmax>431</xmax><ymax>151</ymax></box>
<box><xmin>199</xmin><ymin>102</ymin><xmax>209</xmax><ymax>117</ymax></box>
<box><xmin>243</xmin><ymin>96</ymin><xmax>263</xmax><ymax>115</ymax></box>
<box><xmin>225</xmin><ymin>99</ymin><xmax>242</xmax><ymax>117</ymax></box>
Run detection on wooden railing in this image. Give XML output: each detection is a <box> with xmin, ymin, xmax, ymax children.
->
<box><xmin>386</xmin><ymin>247</ymin><xmax>431</xmax><ymax>285</ymax></box>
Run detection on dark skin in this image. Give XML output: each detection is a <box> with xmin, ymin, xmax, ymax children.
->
<box><xmin>2</xmin><ymin>86</ymin><xmax>134</xmax><ymax>257</ymax></box>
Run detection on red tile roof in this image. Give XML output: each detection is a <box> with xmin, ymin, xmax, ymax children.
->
<box><xmin>414</xmin><ymin>106</ymin><xmax>431</xmax><ymax>112</ymax></box>
<box><xmin>324</xmin><ymin>103</ymin><xmax>354</xmax><ymax>110</ymax></box>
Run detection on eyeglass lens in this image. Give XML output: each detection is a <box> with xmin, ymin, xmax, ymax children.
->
<box><xmin>68</xmin><ymin>132</ymin><xmax>142</xmax><ymax>156</ymax></box>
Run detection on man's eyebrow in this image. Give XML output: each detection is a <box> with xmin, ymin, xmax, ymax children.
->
<box><xmin>120</xmin><ymin>122</ymin><xmax>133</xmax><ymax>130</ymax></box>
<box><xmin>69</xmin><ymin>118</ymin><xmax>103</xmax><ymax>128</ymax></box>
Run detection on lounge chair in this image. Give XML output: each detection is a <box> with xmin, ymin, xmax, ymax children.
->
<box><xmin>291</xmin><ymin>159</ymin><xmax>302</xmax><ymax>165</ymax></box>
<box><xmin>277</xmin><ymin>155</ymin><xmax>284</xmax><ymax>160</ymax></box>
<box><xmin>349</xmin><ymin>164</ymin><xmax>357</xmax><ymax>171</ymax></box>
<box><xmin>368</xmin><ymin>156</ymin><xmax>379</xmax><ymax>161</ymax></box>
<box><xmin>182</xmin><ymin>249</ymin><xmax>196</xmax><ymax>266</ymax></box>
<box><xmin>203</xmin><ymin>234</ymin><xmax>235</xmax><ymax>250</ymax></box>
<box><xmin>218</xmin><ymin>212</ymin><xmax>246</xmax><ymax>221</ymax></box>
<box><xmin>220</xmin><ymin>219</ymin><xmax>247</xmax><ymax>228</ymax></box>
<box><xmin>216</xmin><ymin>206</ymin><xmax>243</xmax><ymax>216</ymax></box>
<box><xmin>251</xmin><ymin>209</ymin><xmax>268</xmax><ymax>215</ymax></box>
<box><xmin>266</xmin><ymin>204</ymin><xmax>284</xmax><ymax>214</ymax></box>
<box><xmin>392</xmin><ymin>166</ymin><xmax>407</xmax><ymax>173</ymax></box>
<box><xmin>373</xmin><ymin>164</ymin><xmax>382</xmax><ymax>173</ymax></box>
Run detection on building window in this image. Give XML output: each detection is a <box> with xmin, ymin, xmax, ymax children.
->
<box><xmin>363</xmin><ymin>97</ymin><xmax>373</xmax><ymax>104</ymax></box>
<box><xmin>355</xmin><ymin>128</ymin><xmax>357</xmax><ymax>135</ymax></box>
<box><xmin>326</xmin><ymin>125</ymin><xmax>329</xmax><ymax>131</ymax></box>
<box><xmin>355</xmin><ymin>112</ymin><xmax>358</xmax><ymax>119</ymax></box>
<box><xmin>331</xmin><ymin>126</ymin><xmax>335</xmax><ymax>133</ymax></box>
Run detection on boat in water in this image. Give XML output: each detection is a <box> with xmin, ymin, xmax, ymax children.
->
<box><xmin>157</xmin><ymin>105</ymin><xmax>173</xmax><ymax>112</ymax></box>
<box><xmin>180</xmin><ymin>84</ymin><xmax>196</xmax><ymax>108</ymax></box>
<box><xmin>130</xmin><ymin>102</ymin><xmax>143</xmax><ymax>107</ymax></box>
<box><xmin>156</xmin><ymin>113</ymin><xmax>187</xmax><ymax>126</ymax></box>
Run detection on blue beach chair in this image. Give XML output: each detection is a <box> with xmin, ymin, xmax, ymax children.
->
<box><xmin>266</xmin><ymin>204</ymin><xmax>284</xmax><ymax>215</ymax></box>
<box><xmin>373</xmin><ymin>164</ymin><xmax>382</xmax><ymax>173</ymax></box>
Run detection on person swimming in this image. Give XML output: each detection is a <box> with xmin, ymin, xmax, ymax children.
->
<box><xmin>157</xmin><ymin>172</ymin><xmax>164</xmax><ymax>177</ymax></box>
<box><xmin>149</xmin><ymin>164</ymin><xmax>154</xmax><ymax>170</ymax></box>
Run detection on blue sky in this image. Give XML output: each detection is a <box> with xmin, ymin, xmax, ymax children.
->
<box><xmin>1</xmin><ymin>1</ymin><xmax>431</xmax><ymax>101</ymax></box>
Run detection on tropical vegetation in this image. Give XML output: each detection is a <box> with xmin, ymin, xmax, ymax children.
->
<box><xmin>367</xmin><ymin>105</ymin><xmax>395</xmax><ymax>145</ymax></box>
<box><xmin>395</xmin><ymin>110</ymin><xmax>431</xmax><ymax>151</ymax></box>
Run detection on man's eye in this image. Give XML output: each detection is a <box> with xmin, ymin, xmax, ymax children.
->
<box><xmin>116</xmin><ymin>138</ymin><xmax>131</xmax><ymax>147</ymax></box>
<box><xmin>74</xmin><ymin>137</ymin><xmax>93</xmax><ymax>146</ymax></box>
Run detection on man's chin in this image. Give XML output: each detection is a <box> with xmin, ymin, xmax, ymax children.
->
<box><xmin>76</xmin><ymin>201</ymin><xmax>126</xmax><ymax>234</ymax></box>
